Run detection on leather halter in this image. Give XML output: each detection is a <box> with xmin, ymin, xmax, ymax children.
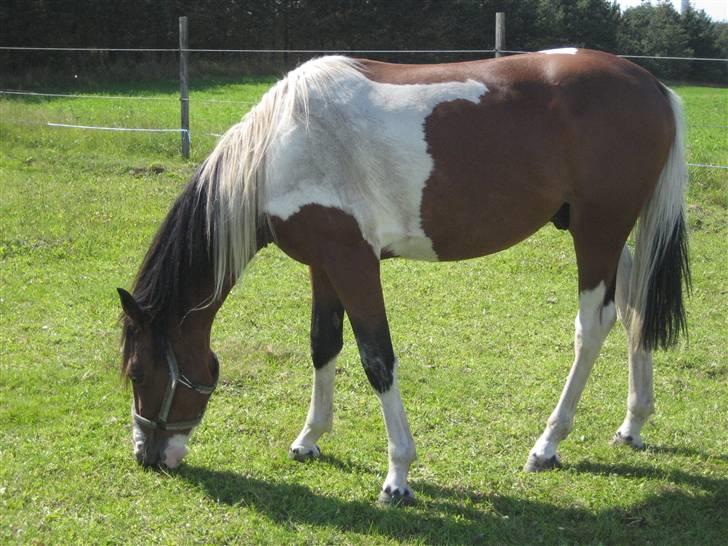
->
<box><xmin>132</xmin><ymin>342</ymin><xmax>218</xmax><ymax>432</ymax></box>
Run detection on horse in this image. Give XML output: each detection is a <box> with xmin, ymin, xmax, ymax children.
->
<box><xmin>118</xmin><ymin>48</ymin><xmax>690</xmax><ymax>505</ymax></box>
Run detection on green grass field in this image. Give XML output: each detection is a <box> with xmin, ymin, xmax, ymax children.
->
<box><xmin>1</xmin><ymin>79</ymin><xmax>726</xmax><ymax>544</ymax></box>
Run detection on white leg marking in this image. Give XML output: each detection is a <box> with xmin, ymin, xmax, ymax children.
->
<box><xmin>378</xmin><ymin>360</ymin><xmax>417</xmax><ymax>504</ymax></box>
<box><xmin>289</xmin><ymin>358</ymin><xmax>336</xmax><ymax>460</ymax></box>
<box><xmin>526</xmin><ymin>282</ymin><xmax>616</xmax><ymax>470</ymax></box>
<box><xmin>614</xmin><ymin>246</ymin><xmax>654</xmax><ymax>448</ymax></box>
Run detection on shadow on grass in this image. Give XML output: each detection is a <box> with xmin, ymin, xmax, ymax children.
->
<box><xmin>571</xmin><ymin>459</ymin><xmax>728</xmax><ymax>489</ymax></box>
<box><xmin>178</xmin><ymin>455</ymin><xmax>728</xmax><ymax>545</ymax></box>
<box><xmin>645</xmin><ymin>443</ymin><xmax>728</xmax><ymax>462</ymax></box>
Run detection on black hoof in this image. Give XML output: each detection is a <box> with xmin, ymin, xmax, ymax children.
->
<box><xmin>378</xmin><ymin>486</ymin><xmax>416</xmax><ymax>506</ymax></box>
<box><xmin>611</xmin><ymin>432</ymin><xmax>645</xmax><ymax>450</ymax></box>
<box><xmin>523</xmin><ymin>453</ymin><xmax>562</xmax><ymax>472</ymax></box>
<box><xmin>288</xmin><ymin>445</ymin><xmax>321</xmax><ymax>462</ymax></box>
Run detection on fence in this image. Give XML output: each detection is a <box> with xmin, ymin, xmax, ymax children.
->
<box><xmin>1</xmin><ymin>13</ymin><xmax>726</xmax><ymax>168</ymax></box>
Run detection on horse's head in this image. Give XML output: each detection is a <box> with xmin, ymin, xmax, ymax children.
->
<box><xmin>118</xmin><ymin>288</ymin><xmax>219</xmax><ymax>469</ymax></box>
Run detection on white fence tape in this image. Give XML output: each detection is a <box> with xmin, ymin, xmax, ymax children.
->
<box><xmin>47</xmin><ymin>122</ymin><xmax>187</xmax><ymax>133</ymax></box>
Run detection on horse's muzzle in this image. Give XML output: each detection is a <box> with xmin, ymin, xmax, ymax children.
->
<box><xmin>135</xmin><ymin>435</ymin><xmax>167</xmax><ymax>468</ymax></box>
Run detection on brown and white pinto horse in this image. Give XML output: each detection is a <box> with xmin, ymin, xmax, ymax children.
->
<box><xmin>119</xmin><ymin>49</ymin><xmax>690</xmax><ymax>505</ymax></box>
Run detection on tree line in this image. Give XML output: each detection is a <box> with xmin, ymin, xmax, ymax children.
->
<box><xmin>1</xmin><ymin>0</ymin><xmax>726</xmax><ymax>83</ymax></box>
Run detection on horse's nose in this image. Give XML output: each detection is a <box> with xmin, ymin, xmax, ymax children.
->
<box><xmin>136</xmin><ymin>436</ymin><xmax>166</xmax><ymax>467</ymax></box>
<box><xmin>136</xmin><ymin>449</ymin><xmax>159</xmax><ymax>467</ymax></box>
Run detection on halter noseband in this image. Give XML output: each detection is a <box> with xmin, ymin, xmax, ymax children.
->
<box><xmin>132</xmin><ymin>342</ymin><xmax>218</xmax><ymax>432</ymax></box>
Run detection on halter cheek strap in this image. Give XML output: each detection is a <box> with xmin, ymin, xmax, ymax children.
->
<box><xmin>132</xmin><ymin>343</ymin><xmax>218</xmax><ymax>432</ymax></box>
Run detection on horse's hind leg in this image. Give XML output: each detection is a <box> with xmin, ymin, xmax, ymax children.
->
<box><xmin>289</xmin><ymin>267</ymin><xmax>344</xmax><ymax>461</ymax></box>
<box><xmin>324</xmin><ymin>248</ymin><xmax>417</xmax><ymax>505</ymax></box>
<box><xmin>525</xmin><ymin>236</ymin><xmax>620</xmax><ymax>471</ymax></box>
<box><xmin>612</xmin><ymin>245</ymin><xmax>654</xmax><ymax>449</ymax></box>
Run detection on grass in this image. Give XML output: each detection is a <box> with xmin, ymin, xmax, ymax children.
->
<box><xmin>0</xmin><ymin>79</ymin><xmax>726</xmax><ymax>544</ymax></box>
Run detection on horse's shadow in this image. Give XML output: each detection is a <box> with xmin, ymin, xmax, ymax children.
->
<box><xmin>177</xmin><ymin>452</ymin><xmax>728</xmax><ymax>544</ymax></box>
<box><xmin>645</xmin><ymin>443</ymin><xmax>728</xmax><ymax>462</ymax></box>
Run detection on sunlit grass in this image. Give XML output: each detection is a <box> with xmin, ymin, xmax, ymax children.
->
<box><xmin>0</xmin><ymin>82</ymin><xmax>726</xmax><ymax>544</ymax></box>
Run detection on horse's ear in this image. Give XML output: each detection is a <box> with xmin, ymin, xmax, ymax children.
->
<box><xmin>117</xmin><ymin>288</ymin><xmax>148</xmax><ymax>325</ymax></box>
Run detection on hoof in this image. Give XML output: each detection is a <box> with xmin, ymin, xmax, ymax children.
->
<box><xmin>288</xmin><ymin>445</ymin><xmax>321</xmax><ymax>462</ymax></box>
<box><xmin>611</xmin><ymin>431</ymin><xmax>645</xmax><ymax>450</ymax></box>
<box><xmin>523</xmin><ymin>453</ymin><xmax>562</xmax><ymax>472</ymax></box>
<box><xmin>378</xmin><ymin>485</ymin><xmax>416</xmax><ymax>506</ymax></box>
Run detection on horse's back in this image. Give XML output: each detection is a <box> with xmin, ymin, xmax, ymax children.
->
<box><xmin>266</xmin><ymin>50</ymin><xmax>675</xmax><ymax>263</ymax></box>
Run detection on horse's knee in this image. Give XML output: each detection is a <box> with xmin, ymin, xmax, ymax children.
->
<box><xmin>546</xmin><ymin>414</ymin><xmax>574</xmax><ymax>439</ymax></box>
<box><xmin>601</xmin><ymin>300</ymin><xmax>617</xmax><ymax>332</ymax></box>
<box><xmin>311</xmin><ymin>307</ymin><xmax>344</xmax><ymax>368</ymax></box>
<box><xmin>361</xmin><ymin>350</ymin><xmax>395</xmax><ymax>393</ymax></box>
<box><xmin>627</xmin><ymin>394</ymin><xmax>654</xmax><ymax>420</ymax></box>
<box><xmin>350</xmin><ymin>322</ymin><xmax>396</xmax><ymax>393</ymax></box>
<box><xmin>390</xmin><ymin>439</ymin><xmax>416</xmax><ymax>465</ymax></box>
<box><xmin>616</xmin><ymin>246</ymin><xmax>634</xmax><ymax>326</ymax></box>
<box><xmin>576</xmin><ymin>283</ymin><xmax>617</xmax><ymax>345</ymax></box>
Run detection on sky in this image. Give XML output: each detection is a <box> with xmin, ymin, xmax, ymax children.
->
<box><xmin>616</xmin><ymin>0</ymin><xmax>728</xmax><ymax>22</ymax></box>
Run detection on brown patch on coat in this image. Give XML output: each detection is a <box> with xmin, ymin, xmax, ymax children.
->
<box><xmin>272</xmin><ymin>205</ymin><xmax>396</xmax><ymax>390</ymax></box>
<box><xmin>360</xmin><ymin>50</ymin><xmax>674</xmax><ymax>290</ymax></box>
<box><xmin>271</xmin><ymin>205</ymin><xmax>384</xmax><ymax>327</ymax></box>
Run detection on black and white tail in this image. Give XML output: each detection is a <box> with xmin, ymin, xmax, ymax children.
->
<box><xmin>629</xmin><ymin>87</ymin><xmax>691</xmax><ymax>352</ymax></box>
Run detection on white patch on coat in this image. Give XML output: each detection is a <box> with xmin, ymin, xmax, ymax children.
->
<box><xmin>264</xmin><ymin>63</ymin><xmax>487</xmax><ymax>261</ymax></box>
<box><xmin>540</xmin><ymin>47</ymin><xmax>578</xmax><ymax>55</ymax></box>
<box><xmin>199</xmin><ymin>57</ymin><xmax>367</xmax><ymax>298</ymax></box>
<box><xmin>162</xmin><ymin>433</ymin><xmax>191</xmax><ymax>469</ymax></box>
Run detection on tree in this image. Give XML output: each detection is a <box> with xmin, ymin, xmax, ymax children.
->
<box><xmin>528</xmin><ymin>0</ymin><xmax>620</xmax><ymax>51</ymax></box>
<box><xmin>680</xmin><ymin>6</ymin><xmax>725</xmax><ymax>81</ymax></box>
<box><xmin>1</xmin><ymin>0</ymin><xmax>725</xmax><ymax>83</ymax></box>
<box><xmin>617</xmin><ymin>1</ymin><xmax>691</xmax><ymax>79</ymax></box>
<box><xmin>716</xmin><ymin>22</ymin><xmax>728</xmax><ymax>59</ymax></box>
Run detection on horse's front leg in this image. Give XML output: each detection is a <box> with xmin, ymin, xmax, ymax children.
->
<box><xmin>289</xmin><ymin>267</ymin><xmax>344</xmax><ymax>461</ymax></box>
<box><xmin>326</xmin><ymin>249</ymin><xmax>417</xmax><ymax>505</ymax></box>
<box><xmin>372</xmin><ymin>358</ymin><xmax>417</xmax><ymax>505</ymax></box>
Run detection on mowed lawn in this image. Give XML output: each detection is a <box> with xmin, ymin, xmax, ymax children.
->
<box><xmin>0</xmin><ymin>78</ymin><xmax>726</xmax><ymax>544</ymax></box>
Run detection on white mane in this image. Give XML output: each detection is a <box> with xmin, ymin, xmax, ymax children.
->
<box><xmin>197</xmin><ymin>56</ymin><xmax>363</xmax><ymax>299</ymax></box>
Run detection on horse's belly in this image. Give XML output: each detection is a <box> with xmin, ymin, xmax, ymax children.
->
<box><xmin>378</xmin><ymin>186</ymin><xmax>556</xmax><ymax>262</ymax></box>
<box><xmin>418</xmin><ymin>189</ymin><xmax>561</xmax><ymax>261</ymax></box>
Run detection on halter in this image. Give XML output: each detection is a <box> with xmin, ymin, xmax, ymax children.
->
<box><xmin>132</xmin><ymin>342</ymin><xmax>218</xmax><ymax>432</ymax></box>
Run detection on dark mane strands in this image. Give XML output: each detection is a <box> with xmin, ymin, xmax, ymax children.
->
<box><xmin>120</xmin><ymin>169</ymin><xmax>214</xmax><ymax>368</ymax></box>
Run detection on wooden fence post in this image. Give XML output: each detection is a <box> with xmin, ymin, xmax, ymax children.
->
<box><xmin>179</xmin><ymin>16</ymin><xmax>190</xmax><ymax>159</ymax></box>
<box><xmin>495</xmin><ymin>12</ymin><xmax>505</xmax><ymax>58</ymax></box>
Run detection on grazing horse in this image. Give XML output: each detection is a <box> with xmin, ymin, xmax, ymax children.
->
<box><xmin>118</xmin><ymin>49</ymin><xmax>690</xmax><ymax>505</ymax></box>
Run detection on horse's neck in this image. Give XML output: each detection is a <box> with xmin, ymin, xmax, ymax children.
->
<box><xmin>173</xmin><ymin>215</ymin><xmax>266</xmax><ymax>340</ymax></box>
<box><xmin>171</xmin><ymin>261</ymin><xmax>234</xmax><ymax>343</ymax></box>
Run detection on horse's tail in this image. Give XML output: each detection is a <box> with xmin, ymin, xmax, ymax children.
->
<box><xmin>628</xmin><ymin>86</ymin><xmax>691</xmax><ymax>352</ymax></box>
<box><xmin>196</xmin><ymin>56</ymin><xmax>362</xmax><ymax>300</ymax></box>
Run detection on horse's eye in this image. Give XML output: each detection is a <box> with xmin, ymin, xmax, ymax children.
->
<box><xmin>128</xmin><ymin>366</ymin><xmax>144</xmax><ymax>385</ymax></box>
